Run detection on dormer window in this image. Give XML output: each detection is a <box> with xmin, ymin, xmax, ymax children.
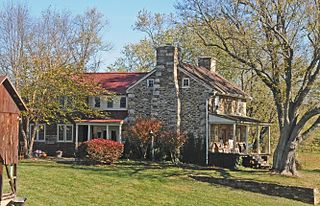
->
<box><xmin>182</xmin><ymin>78</ymin><xmax>190</xmax><ymax>88</ymax></box>
<box><xmin>147</xmin><ymin>79</ymin><xmax>154</xmax><ymax>88</ymax></box>
<box><xmin>94</xmin><ymin>97</ymin><xmax>100</xmax><ymax>108</ymax></box>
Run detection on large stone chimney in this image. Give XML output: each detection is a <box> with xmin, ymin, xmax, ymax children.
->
<box><xmin>198</xmin><ymin>57</ymin><xmax>216</xmax><ymax>72</ymax></box>
<box><xmin>153</xmin><ymin>44</ymin><xmax>181</xmax><ymax>133</ymax></box>
<box><xmin>156</xmin><ymin>44</ymin><xmax>181</xmax><ymax>67</ymax></box>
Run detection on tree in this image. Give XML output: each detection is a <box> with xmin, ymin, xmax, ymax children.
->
<box><xmin>111</xmin><ymin>10</ymin><xmax>243</xmax><ymax>81</ymax></box>
<box><xmin>0</xmin><ymin>3</ymin><xmax>110</xmax><ymax>157</ymax></box>
<box><xmin>176</xmin><ymin>0</ymin><xmax>320</xmax><ymax>175</ymax></box>
<box><xmin>20</xmin><ymin>66</ymin><xmax>105</xmax><ymax>157</ymax></box>
<box><xmin>124</xmin><ymin>117</ymin><xmax>162</xmax><ymax>159</ymax></box>
<box><xmin>158</xmin><ymin>130</ymin><xmax>187</xmax><ymax>163</ymax></box>
<box><xmin>109</xmin><ymin>40</ymin><xmax>155</xmax><ymax>72</ymax></box>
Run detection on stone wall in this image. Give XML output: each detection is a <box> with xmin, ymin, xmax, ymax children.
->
<box><xmin>128</xmin><ymin>46</ymin><xmax>182</xmax><ymax>127</ymax></box>
<box><xmin>127</xmin><ymin>45</ymin><xmax>211</xmax><ymax>163</ymax></box>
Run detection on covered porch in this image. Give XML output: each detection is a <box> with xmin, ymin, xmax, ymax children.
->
<box><xmin>75</xmin><ymin>119</ymin><xmax>123</xmax><ymax>148</ymax></box>
<box><xmin>208</xmin><ymin>114</ymin><xmax>271</xmax><ymax>155</ymax></box>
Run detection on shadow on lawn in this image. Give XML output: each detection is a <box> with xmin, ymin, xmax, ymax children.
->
<box><xmin>311</xmin><ymin>169</ymin><xmax>320</xmax><ymax>173</ymax></box>
<box><xmin>59</xmin><ymin>159</ymin><xmax>223</xmax><ymax>181</ymax></box>
<box><xmin>190</xmin><ymin>175</ymin><xmax>316</xmax><ymax>204</ymax></box>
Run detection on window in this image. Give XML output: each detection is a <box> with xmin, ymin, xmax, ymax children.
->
<box><xmin>30</xmin><ymin>124</ymin><xmax>46</xmax><ymax>142</ymax></box>
<box><xmin>94</xmin><ymin>97</ymin><xmax>101</xmax><ymax>108</ymax></box>
<box><xmin>57</xmin><ymin>124</ymin><xmax>73</xmax><ymax>142</ymax></box>
<box><xmin>120</xmin><ymin>97</ymin><xmax>126</xmax><ymax>108</ymax></box>
<box><xmin>147</xmin><ymin>79</ymin><xmax>154</xmax><ymax>88</ymax></box>
<box><xmin>182</xmin><ymin>78</ymin><xmax>190</xmax><ymax>88</ymax></box>
<box><xmin>65</xmin><ymin>125</ymin><xmax>73</xmax><ymax>142</ymax></box>
<box><xmin>107</xmin><ymin>99</ymin><xmax>113</xmax><ymax>108</ymax></box>
<box><xmin>111</xmin><ymin>130</ymin><xmax>117</xmax><ymax>141</ymax></box>
<box><xmin>58</xmin><ymin>125</ymin><xmax>64</xmax><ymax>142</ymax></box>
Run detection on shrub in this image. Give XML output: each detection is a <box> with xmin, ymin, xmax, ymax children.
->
<box><xmin>76</xmin><ymin>138</ymin><xmax>124</xmax><ymax>164</ymax></box>
<box><xmin>158</xmin><ymin>130</ymin><xmax>187</xmax><ymax>163</ymax></box>
<box><xmin>124</xmin><ymin>117</ymin><xmax>161</xmax><ymax>159</ymax></box>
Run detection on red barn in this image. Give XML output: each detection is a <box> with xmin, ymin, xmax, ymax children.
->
<box><xmin>0</xmin><ymin>76</ymin><xmax>27</xmax><ymax>204</ymax></box>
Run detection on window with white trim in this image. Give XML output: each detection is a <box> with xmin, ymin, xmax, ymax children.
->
<box><xmin>147</xmin><ymin>79</ymin><xmax>154</xmax><ymax>88</ymax></box>
<box><xmin>182</xmin><ymin>78</ymin><xmax>190</xmax><ymax>88</ymax></box>
<box><xmin>57</xmin><ymin>124</ymin><xmax>73</xmax><ymax>142</ymax></box>
<box><xmin>107</xmin><ymin>99</ymin><xmax>113</xmax><ymax>108</ymax></box>
<box><xmin>30</xmin><ymin>124</ymin><xmax>46</xmax><ymax>142</ymax></box>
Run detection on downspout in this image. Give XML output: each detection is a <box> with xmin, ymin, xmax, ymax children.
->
<box><xmin>205</xmin><ymin>97</ymin><xmax>209</xmax><ymax>165</ymax></box>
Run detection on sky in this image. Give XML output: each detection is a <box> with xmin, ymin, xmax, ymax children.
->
<box><xmin>25</xmin><ymin>0</ymin><xmax>176</xmax><ymax>69</ymax></box>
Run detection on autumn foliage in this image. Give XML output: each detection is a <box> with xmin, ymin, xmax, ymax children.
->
<box><xmin>158</xmin><ymin>131</ymin><xmax>187</xmax><ymax>162</ymax></box>
<box><xmin>77</xmin><ymin>139</ymin><xmax>124</xmax><ymax>164</ymax></box>
<box><xmin>124</xmin><ymin>117</ymin><xmax>161</xmax><ymax>159</ymax></box>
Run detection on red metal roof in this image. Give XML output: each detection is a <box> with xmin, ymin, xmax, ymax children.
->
<box><xmin>84</xmin><ymin>72</ymin><xmax>148</xmax><ymax>94</ymax></box>
<box><xmin>80</xmin><ymin>119</ymin><xmax>123</xmax><ymax>123</ymax></box>
<box><xmin>79</xmin><ymin>111</ymin><xmax>128</xmax><ymax>122</ymax></box>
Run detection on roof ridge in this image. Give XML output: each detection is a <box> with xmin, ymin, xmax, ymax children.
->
<box><xmin>84</xmin><ymin>72</ymin><xmax>149</xmax><ymax>74</ymax></box>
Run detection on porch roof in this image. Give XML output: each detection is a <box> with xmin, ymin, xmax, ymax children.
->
<box><xmin>77</xmin><ymin>111</ymin><xmax>128</xmax><ymax>124</ymax></box>
<box><xmin>209</xmin><ymin>113</ymin><xmax>271</xmax><ymax>125</ymax></box>
<box><xmin>78</xmin><ymin>119</ymin><xmax>123</xmax><ymax>123</ymax></box>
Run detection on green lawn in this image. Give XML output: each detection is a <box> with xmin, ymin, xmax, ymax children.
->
<box><xmin>14</xmin><ymin>152</ymin><xmax>320</xmax><ymax>206</ymax></box>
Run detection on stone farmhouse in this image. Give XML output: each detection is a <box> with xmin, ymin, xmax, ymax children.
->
<box><xmin>33</xmin><ymin>45</ymin><xmax>271</xmax><ymax>165</ymax></box>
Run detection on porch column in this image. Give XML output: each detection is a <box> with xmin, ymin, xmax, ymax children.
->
<box><xmin>232</xmin><ymin>123</ymin><xmax>236</xmax><ymax>152</ymax></box>
<box><xmin>268</xmin><ymin>126</ymin><xmax>271</xmax><ymax>154</ymax></box>
<box><xmin>119</xmin><ymin>123</ymin><xmax>122</xmax><ymax>142</ymax></box>
<box><xmin>75</xmin><ymin>124</ymin><xmax>79</xmax><ymax>149</ymax></box>
<box><xmin>106</xmin><ymin>125</ymin><xmax>109</xmax><ymax>139</ymax></box>
<box><xmin>208</xmin><ymin>124</ymin><xmax>211</xmax><ymax>152</ymax></box>
<box><xmin>87</xmin><ymin>125</ymin><xmax>91</xmax><ymax>140</ymax></box>
<box><xmin>256</xmin><ymin>124</ymin><xmax>260</xmax><ymax>154</ymax></box>
<box><xmin>245</xmin><ymin>126</ymin><xmax>249</xmax><ymax>154</ymax></box>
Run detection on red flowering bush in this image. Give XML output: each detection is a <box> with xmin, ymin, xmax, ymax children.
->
<box><xmin>76</xmin><ymin>138</ymin><xmax>124</xmax><ymax>164</ymax></box>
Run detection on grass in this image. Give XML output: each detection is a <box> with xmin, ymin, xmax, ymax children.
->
<box><xmin>13</xmin><ymin>152</ymin><xmax>320</xmax><ymax>206</ymax></box>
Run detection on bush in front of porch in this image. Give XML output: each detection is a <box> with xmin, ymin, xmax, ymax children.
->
<box><xmin>76</xmin><ymin>138</ymin><xmax>124</xmax><ymax>164</ymax></box>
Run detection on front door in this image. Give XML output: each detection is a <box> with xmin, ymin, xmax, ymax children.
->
<box><xmin>91</xmin><ymin>126</ymin><xmax>107</xmax><ymax>139</ymax></box>
<box><xmin>108</xmin><ymin>126</ymin><xmax>119</xmax><ymax>141</ymax></box>
<box><xmin>111</xmin><ymin>130</ymin><xmax>117</xmax><ymax>141</ymax></box>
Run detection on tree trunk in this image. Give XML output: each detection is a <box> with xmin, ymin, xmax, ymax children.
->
<box><xmin>20</xmin><ymin>119</ymin><xmax>29</xmax><ymax>158</ymax></box>
<box><xmin>21</xmin><ymin>118</ymin><xmax>37</xmax><ymax>159</ymax></box>
<box><xmin>272</xmin><ymin>129</ymin><xmax>298</xmax><ymax>176</ymax></box>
